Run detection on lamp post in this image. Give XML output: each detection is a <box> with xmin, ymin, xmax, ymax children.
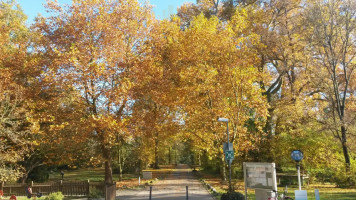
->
<box><xmin>291</xmin><ymin>150</ymin><xmax>304</xmax><ymax>190</ymax></box>
<box><xmin>218</xmin><ymin>117</ymin><xmax>233</xmax><ymax>192</ymax></box>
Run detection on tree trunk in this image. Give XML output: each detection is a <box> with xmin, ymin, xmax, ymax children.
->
<box><xmin>102</xmin><ymin>145</ymin><xmax>113</xmax><ymax>185</ymax></box>
<box><xmin>118</xmin><ymin>148</ymin><xmax>123</xmax><ymax>181</ymax></box>
<box><xmin>21</xmin><ymin>173</ymin><xmax>29</xmax><ymax>184</ymax></box>
<box><xmin>341</xmin><ymin>125</ymin><xmax>351</xmax><ymax>172</ymax></box>
<box><xmin>168</xmin><ymin>147</ymin><xmax>171</xmax><ymax>165</ymax></box>
<box><xmin>154</xmin><ymin>133</ymin><xmax>160</xmax><ymax>169</ymax></box>
<box><xmin>20</xmin><ymin>162</ymin><xmax>44</xmax><ymax>183</ymax></box>
<box><xmin>198</xmin><ymin>153</ymin><xmax>201</xmax><ymax>166</ymax></box>
<box><xmin>219</xmin><ymin>152</ymin><xmax>227</xmax><ymax>181</ymax></box>
<box><xmin>264</xmin><ymin>108</ymin><xmax>275</xmax><ymax>137</ymax></box>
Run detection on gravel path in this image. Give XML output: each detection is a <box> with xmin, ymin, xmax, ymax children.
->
<box><xmin>116</xmin><ymin>164</ymin><xmax>214</xmax><ymax>200</ymax></box>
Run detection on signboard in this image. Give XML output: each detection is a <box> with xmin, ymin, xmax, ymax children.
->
<box><xmin>295</xmin><ymin>190</ymin><xmax>307</xmax><ymax>200</ymax></box>
<box><xmin>225</xmin><ymin>150</ymin><xmax>234</xmax><ymax>160</ymax></box>
<box><xmin>291</xmin><ymin>150</ymin><xmax>304</xmax><ymax>162</ymax></box>
<box><xmin>223</xmin><ymin>142</ymin><xmax>233</xmax><ymax>153</ymax></box>
<box><xmin>243</xmin><ymin>162</ymin><xmax>277</xmax><ymax>200</ymax></box>
<box><xmin>142</xmin><ymin>172</ymin><xmax>152</xmax><ymax>179</ymax></box>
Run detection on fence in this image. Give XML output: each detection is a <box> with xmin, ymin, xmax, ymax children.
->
<box><xmin>0</xmin><ymin>181</ymin><xmax>105</xmax><ymax>197</ymax></box>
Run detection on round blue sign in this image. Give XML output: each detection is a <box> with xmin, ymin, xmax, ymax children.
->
<box><xmin>291</xmin><ymin>150</ymin><xmax>303</xmax><ymax>162</ymax></box>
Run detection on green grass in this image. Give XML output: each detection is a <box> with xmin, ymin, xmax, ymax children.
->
<box><xmin>237</xmin><ymin>186</ymin><xmax>356</xmax><ymax>200</ymax></box>
<box><xmin>49</xmin><ymin>168</ymin><xmax>138</xmax><ymax>182</ymax></box>
<box><xmin>197</xmin><ymin>169</ymin><xmax>356</xmax><ymax>200</ymax></box>
<box><xmin>49</xmin><ymin>167</ymin><xmax>356</xmax><ymax>200</ymax></box>
<box><xmin>244</xmin><ymin>190</ymin><xmax>356</xmax><ymax>200</ymax></box>
<box><xmin>4</xmin><ymin>195</ymin><xmax>86</xmax><ymax>200</ymax></box>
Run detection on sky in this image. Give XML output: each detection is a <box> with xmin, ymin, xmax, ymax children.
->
<box><xmin>16</xmin><ymin>0</ymin><xmax>195</xmax><ymax>24</ymax></box>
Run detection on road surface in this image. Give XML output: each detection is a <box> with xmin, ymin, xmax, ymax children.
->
<box><xmin>116</xmin><ymin>164</ymin><xmax>214</xmax><ymax>200</ymax></box>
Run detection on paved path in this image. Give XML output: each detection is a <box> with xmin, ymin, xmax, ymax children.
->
<box><xmin>116</xmin><ymin>164</ymin><xmax>214</xmax><ymax>200</ymax></box>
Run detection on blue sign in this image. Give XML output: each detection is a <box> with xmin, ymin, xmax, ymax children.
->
<box><xmin>291</xmin><ymin>150</ymin><xmax>304</xmax><ymax>162</ymax></box>
<box><xmin>225</xmin><ymin>150</ymin><xmax>234</xmax><ymax>161</ymax></box>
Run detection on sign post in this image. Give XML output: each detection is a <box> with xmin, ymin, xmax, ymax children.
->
<box><xmin>218</xmin><ymin>118</ymin><xmax>233</xmax><ymax>192</ymax></box>
<box><xmin>243</xmin><ymin>162</ymin><xmax>277</xmax><ymax>200</ymax></box>
<box><xmin>291</xmin><ymin>150</ymin><xmax>304</xmax><ymax>190</ymax></box>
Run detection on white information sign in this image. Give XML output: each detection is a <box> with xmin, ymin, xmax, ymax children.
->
<box><xmin>243</xmin><ymin>162</ymin><xmax>278</xmax><ymax>200</ymax></box>
<box><xmin>295</xmin><ymin>190</ymin><xmax>308</xmax><ymax>200</ymax></box>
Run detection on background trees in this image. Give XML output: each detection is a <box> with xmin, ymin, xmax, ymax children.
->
<box><xmin>304</xmin><ymin>0</ymin><xmax>356</xmax><ymax>171</ymax></box>
<box><xmin>34</xmin><ymin>0</ymin><xmax>153</xmax><ymax>184</ymax></box>
<box><xmin>1</xmin><ymin>0</ymin><xmax>355</xmax><ymax>186</ymax></box>
<box><xmin>0</xmin><ymin>0</ymin><xmax>40</xmax><ymax>182</ymax></box>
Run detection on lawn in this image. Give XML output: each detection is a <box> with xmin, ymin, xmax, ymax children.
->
<box><xmin>49</xmin><ymin>165</ymin><xmax>175</xmax><ymax>189</ymax></box>
<box><xmin>49</xmin><ymin>168</ymin><xmax>137</xmax><ymax>182</ymax></box>
<box><xmin>50</xmin><ymin>167</ymin><xmax>356</xmax><ymax>199</ymax></box>
<box><xmin>198</xmin><ymin>171</ymin><xmax>356</xmax><ymax>200</ymax></box>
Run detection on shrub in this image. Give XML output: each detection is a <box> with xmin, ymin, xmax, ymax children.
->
<box><xmin>232</xmin><ymin>167</ymin><xmax>243</xmax><ymax>179</ymax></box>
<box><xmin>309</xmin><ymin>168</ymin><xmax>335</xmax><ymax>184</ymax></box>
<box><xmin>333</xmin><ymin>172</ymin><xmax>356</xmax><ymax>188</ymax></box>
<box><xmin>221</xmin><ymin>191</ymin><xmax>245</xmax><ymax>200</ymax></box>
<box><xmin>88</xmin><ymin>188</ymin><xmax>104</xmax><ymax>199</ymax></box>
<box><xmin>44</xmin><ymin>192</ymin><xmax>64</xmax><ymax>200</ymax></box>
<box><xmin>27</xmin><ymin>166</ymin><xmax>50</xmax><ymax>182</ymax></box>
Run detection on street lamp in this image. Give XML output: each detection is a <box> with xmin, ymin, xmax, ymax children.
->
<box><xmin>218</xmin><ymin>117</ymin><xmax>233</xmax><ymax>192</ymax></box>
<box><xmin>291</xmin><ymin>150</ymin><xmax>304</xmax><ymax>190</ymax></box>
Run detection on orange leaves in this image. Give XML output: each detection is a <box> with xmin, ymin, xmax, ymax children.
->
<box><xmin>141</xmin><ymin>10</ymin><xmax>269</xmax><ymax>158</ymax></box>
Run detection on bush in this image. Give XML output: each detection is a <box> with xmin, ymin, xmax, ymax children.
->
<box><xmin>333</xmin><ymin>172</ymin><xmax>356</xmax><ymax>188</ymax></box>
<box><xmin>221</xmin><ymin>191</ymin><xmax>245</xmax><ymax>200</ymax></box>
<box><xmin>27</xmin><ymin>166</ymin><xmax>50</xmax><ymax>182</ymax></box>
<box><xmin>88</xmin><ymin>188</ymin><xmax>104</xmax><ymax>199</ymax></box>
<box><xmin>309</xmin><ymin>168</ymin><xmax>335</xmax><ymax>183</ymax></box>
<box><xmin>232</xmin><ymin>167</ymin><xmax>243</xmax><ymax>179</ymax></box>
<box><xmin>45</xmin><ymin>192</ymin><xmax>64</xmax><ymax>200</ymax></box>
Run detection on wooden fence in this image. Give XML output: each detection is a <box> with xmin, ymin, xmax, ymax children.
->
<box><xmin>0</xmin><ymin>181</ymin><xmax>105</xmax><ymax>197</ymax></box>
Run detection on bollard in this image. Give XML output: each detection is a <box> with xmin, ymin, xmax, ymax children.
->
<box><xmin>139</xmin><ymin>176</ymin><xmax>141</xmax><ymax>186</ymax></box>
<box><xmin>149</xmin><ymin>186</ymin><xmax>152</xmax><ymax>200</ymax></box>
<box><xmin>186</xmin><ymin>186</ymin><xmax>189</xmax><ymax>200</ymax></box>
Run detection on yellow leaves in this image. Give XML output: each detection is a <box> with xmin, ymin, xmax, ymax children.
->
<box><xmin>191</xmin><ymin>13</ymin><xmax>219</xmax><ymax>34</ymax></box>
<box><xmin>151</xmin><ymin>9</ymin><xmax>269</xmax><ymax>158</ymax></box>
<box><xmin>230</xmin><ymin>7</ymin><xmax>248</xmax><ymax>32</ymax></box>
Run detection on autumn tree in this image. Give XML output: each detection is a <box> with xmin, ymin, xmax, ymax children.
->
<box><xmin>153</xmin><ymin>13</ymin><xmax>268</xmax><ymax>178</ymax></box>
<box><xmin>35</xmin><ymin>0</ymin><xmax>153</xmax><ymax>184</ymax></box>
<box><xmin>304</xmin><ymin>0</ymin><xmax>356</xmax><ymax>170</ymax></box>
<box><xmin>0</xmin><ymin>0</ymin><xmax>42</xmax><ymax>182</ymax></box>
<box><xmin>130</xmin><ymin>19</ymin><xmax>183</xmax><ymax>169</ymax></box>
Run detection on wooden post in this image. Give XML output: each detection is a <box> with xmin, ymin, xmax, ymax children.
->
<box><xmin>60</xmin><ymin>180</ymin><xmax>63</xmax><ymax>194</ymax></box>
<box><xmin>0</xmin><ymin>182</ymin><xmax>3</xmax><ymax>191</ymax></box>
<box><xmin>149</xmin><ymin>186</ymin><xmax>152</xmax><ymax>200</ymax></box>
<box><xmin>87</xmin><ymin>180</ymin><xmax>90</xmax><ymax>196</ymax></box>
<box><xmin>186</xmin><ymin>186</ymin><xmax>189</xmax><ymax>200</ymax></box>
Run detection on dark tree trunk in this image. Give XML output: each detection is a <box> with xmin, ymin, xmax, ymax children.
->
<box><xmin>168</xmin><ymin>147</ymin><xmax>171</xmax><ymax>164</ymax></box>
<box><xmin>118</xmin><ymin>149</ymin><xmax>123</xmax><ymax>181</ymax></box>
<box><xmin>154</xmin><ymin>132</ymin><xmax>160</xmax><ymax>169</ymax></box>
<box><xmin>102</xmin><ymin>145</ymin><xmax>113</xmax><ymax>185</ymax></box>
<box><xmin>341</xmin><ymin>125</ymin><xmax>351</xmax><ymax>172</ymax></box>
<box><xmin>20</xmin><ymin>162</ymin><xmax>44</xmax><ymax>183</ymax></box>
<box><xmin>21</xmin><ymin>173</ymin><xmax>29</xmax><ymax>184</ymax></box>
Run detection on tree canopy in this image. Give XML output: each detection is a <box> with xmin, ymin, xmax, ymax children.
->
<box><xmin>1</xmin><ymin>0</ymin><xmax>355</xmax><ymax>184</ymax></box>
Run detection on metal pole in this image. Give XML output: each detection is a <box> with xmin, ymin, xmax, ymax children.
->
<box><xmin>149</xmin><ymin>186</ymin><xmax>152</xmax><ymax>200</ymax></box>
<box><xmin>227</xmin><ymin>122</ymin><xmax>229</xmax><ymax>144</ymax></box>
<box><xmin>186</xmin><ymin>186</ymin><xmax>189</xmax><ymax>200</ymax></box>
<box><xmin>297</xmin><ymin>164</ymin><xmax>301</xmax><ymax>190</ymax></box>
<box><xmin>227</xmin><ymin>122</ymin><xmax>232</xmax><ymax>192</ymax></box>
